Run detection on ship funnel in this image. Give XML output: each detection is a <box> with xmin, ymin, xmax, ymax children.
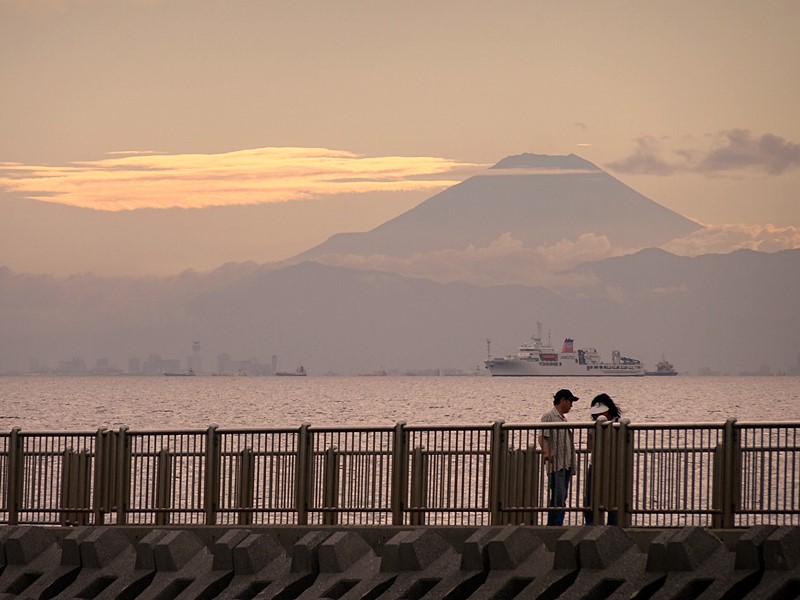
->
<box><xmin>562</xmin><ymin>338</ymin><xmax>574</xmax><ymax>353</ymax></box>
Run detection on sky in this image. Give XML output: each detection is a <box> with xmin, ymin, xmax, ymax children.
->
<box><xmin>1</xmin><ymin>0</ymin><xmax>799</xmax><ymax>276</ymax></box>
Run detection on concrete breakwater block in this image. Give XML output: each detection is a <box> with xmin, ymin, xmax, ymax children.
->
<box><xmin>33</xmin><ymin>528</ymin><xmax>135</xmax><ymax>600</ymax></box>
<box><xmin>137</xmin><ymin>529</ymin><xmax>227</xmax><ymax>600</ymax></box>
<box><xmin>734</xmin><ymin>524</ymin><xmax>777</xmax><ymax>570</ymax></box>
<box><xmin>0</xmin><ymin>526</ymin><xmax>64</xmax><ymax>598</ymax></box>
<box><xmin>295</xmin><ymin>531</ymin><xmax>384</xmax><ymax>600</ymax></box>
<box><xmin>753</xmin><ymin>526</ymin><xmax>800</xmax><ymax>600</ymax></box>
<box><xmin>211</xmin><ymin>528</ymin><xmax>251</xmax><ymax>571</ymax></box>
<box><xmin>35</xmin><ymin>527</ymin><xmax>132</xmax><ymax>598</ymax></box>
<box><xmin>0</xmin><ymin>525</ymin><xmax>798</xmax><ymax>599</ymax></box>
<box><xmin>646</xmin><ymin>526</ymin><xmax>722</xmax><ymax>572</ymax></box>
<box><xmin>232</xmin><ymin>531</ymin><xmax>287</xmax><ymax>574</ymax></box>
<box><xmin>487</xmin><ymin>525</ymin><xmax>544</xmax><ymax>570</ymax></box>
<box><xmin>380</xmin><ymin>529</ymin><xmax>452</xmax><ymax>573</ymax></box>
<box><xmin>319</xmin><ymin>531</ymin><xmax>373</xmax><ymax>573</ymax></box>
<box><xmin>229</xmin><ymin>530</ymin><xmax>333</xmax><ymax>599</ymax></box>
<box><xmin>641</xmin><ymin>526</ymin><xmax>773</xmax><ymax>600</ymax></box>
<box><xmin>763</xmin><ymin>525</ymin><xmax>800</xmax><ymax>571</ymax></box>
<box><xmin>79</xmin><ymin>526</ymin><xmax>133</xmax><ymax>568</ymax></box>
<box><xmin>154</xmin><ymin>529</ymin><xmax>206</xmax><ymax>572</ymax></box>
<box><xmin>460</xmin><ymin>526</ymin><xmax>551</xmax><ymax>600</ymax></box>
<box><xmin>372</xmin><ymin>529</ymin><xmax>472</xmax><ymax>600</ymax></box>
<box><xmin>560</xmin><ymin>526</ymin><xmax>659</xmax><ymax>600</ymax></box>
<box><xmin>222</xmin><ymin>531</ymin><xmax>292</xmax><ymax>600</ymax></box>
<box><xmin>0</xmin><ymin>525</ymin><xmax>55</xmax><ymax>566</ymax></box>
<box><xmin>460</xmin><ymin>527</ymin><xmax>505</xmax><ymax>571</ymax></box>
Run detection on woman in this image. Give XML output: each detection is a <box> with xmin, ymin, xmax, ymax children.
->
<box><xmin>585</xmin><ymin>393</ymin><xmax>623</xmax><ymax>525</ymax></box>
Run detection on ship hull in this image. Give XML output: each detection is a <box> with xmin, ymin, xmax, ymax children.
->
<box><xmin>485</xmin><ymin>358</ymin><xmax>645</xmax><ymax>377</ymax></box>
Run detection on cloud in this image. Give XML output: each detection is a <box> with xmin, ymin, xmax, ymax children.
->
<box><xmin>0</xmin><ymin>147</ymin><xmax>483</xmax><ymax>211</ymax></box>
<box><xmin>311</xmin><ymin>232</ymin><xmax>622</xmax><ymax>288</ymax></box>
<box><xmin>662</xmin><ymin>223</ymin><xmax>800</xmax><ymax>256</ymax></box>
<box><xmin>608</xmin><ymin>130</ymin><xmax>800</xmax><ymax>176</ymax></box>
<box><xmin>310</xmin><ymin>226</ymin><xmax>800</xmax><ymax>289</ymax></box>
<box><xmin>605</xmin><ymin>136</ymin><xmax>676</xmax><ymax>175</ymax></box>
<box><xmin>698</xmin><ymin>130</ymin><xmax>800</xmax><ymax>175</ymax></box>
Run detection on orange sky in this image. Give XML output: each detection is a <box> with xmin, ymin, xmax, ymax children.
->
<box><xmin>1</xmin><ymin>0</ymin><xmax>798</xmax><ymax>275</ymax></box>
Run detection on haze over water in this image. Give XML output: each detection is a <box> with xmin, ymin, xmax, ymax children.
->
<box><xmin>2</xmin><ymin>375</ymin><xmax>798</xmax><ymax>432</ymax></box>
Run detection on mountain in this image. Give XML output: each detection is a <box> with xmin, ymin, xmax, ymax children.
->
<box><xmin>1</xmin><ymin>248</ymin><xmax>798</xmax><ymax>376</ymax></box>
<box><xmin>294</xmin><ymin>153</ymin><xmax>703</xmax><ymax>260</ymax></box>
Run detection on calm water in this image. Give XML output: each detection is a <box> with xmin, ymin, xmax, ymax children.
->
<box><xmin>2</xmin><ymin>375</ymin><xmax>799</xmax><ymax>432</ymax></box>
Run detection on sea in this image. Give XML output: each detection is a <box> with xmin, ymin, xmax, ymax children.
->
<box><xmin>2</xmin><ymin>375</ymin><xmax>799</xmax><ymax>432</ymax></box>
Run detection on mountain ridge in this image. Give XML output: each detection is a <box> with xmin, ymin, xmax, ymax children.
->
<box><xmin>1</xmin><ymin>248</ymin><xmax>797</xmax><ymax>376</ymax></box>
<box><xmin>293</xmin><ymin>153</ymin><xmax>702</xmax><ymax>261</ymax></box>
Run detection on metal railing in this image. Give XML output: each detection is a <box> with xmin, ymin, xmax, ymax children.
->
<box><xmin>1</xmin><ymin>419</ymin><xmax>797</xmax><ymax>527</ymax></box>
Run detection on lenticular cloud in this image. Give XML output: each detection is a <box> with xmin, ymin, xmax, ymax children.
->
<box><xmin>0</xmin><ymin>147</ymin><xmax>484</xmax><ymax>211</ymax></box>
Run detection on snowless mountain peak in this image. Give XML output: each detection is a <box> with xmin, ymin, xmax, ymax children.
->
<box><xmin>490</xmin><ymin>153</ymin><xmax>599</xmax><ymax>171</ymax></box>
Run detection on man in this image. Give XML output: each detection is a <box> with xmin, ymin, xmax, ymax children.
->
<box><xmin>539</xmin><ymin>388</ymin><xmax>578</xmax><ymax>526</ymax></box>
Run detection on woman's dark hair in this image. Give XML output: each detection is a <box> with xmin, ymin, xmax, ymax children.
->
<box><xmin>591</xmin><ymin>393</ymin><xmax>622</xmax><ymax>420</ymax></box>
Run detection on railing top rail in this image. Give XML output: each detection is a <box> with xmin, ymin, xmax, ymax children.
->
<box><xmin>214</xmin><ymin>427</ymin><xmax>302</xmax><ymax>434</ymax></box>
<box><xmin>306</xmin><ymin>425</ymin><xmax>397</xmax><ymax>433</ymax></box>
<box><xmin>625</xmin><ymin>422</ymin><xmax>727</xmax><ymax>431</ymax></box>
<box><xmin>735</xmin><ymin>421</ymin><xmax>800</xmax><ymax>428</ymax></box>
<box><xmin>8</xmin><ymin>430</ymin><xmax>104</xmax><ymax>437</ymax></box>
<box><xmin>3</xmin><ymin>420</ymin><xmax>800</xmax><ymax>437</ymax></box>
<box><xmin>404</xmin><ymin>423</ymin><xmax>495</xmax><ymax>432</ymax></box>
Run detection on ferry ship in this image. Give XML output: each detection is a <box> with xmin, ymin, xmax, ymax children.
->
<box><xmin>485</xmin><ymin>324</ymin><xmax>644</xmax><ymax>377</ymax></box>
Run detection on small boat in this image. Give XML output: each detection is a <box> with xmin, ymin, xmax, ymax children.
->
<box><xmin>645</xmin><ymin>358</ymin><xmax>678</xmax><ymax>376</ymax></box>
<box><xmin>164</xmin><ymin>368</ymin><xmax>195</xmax><ymax>376</ymax></box>
<box><xmin>276</xmin><ymin>366</ymin><xmax>307</xmax><ymax>377</ymax></box>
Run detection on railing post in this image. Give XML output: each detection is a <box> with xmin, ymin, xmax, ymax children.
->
<box><xmin>61</xmin><ymin>448</ymin><xmax>91</xmax><ymax>526</ymax></box>
<box><xmin>93</xmin><ymin>428</ymin><xmax>108</xmax><ymax>525</ymax></box>
<box><xmin>488</xmin><ymin>420</ymin><xmax>506</xmax><ymax>525</ymax></box>
<box><xmin>204</xmin><ymin>424</ymin><xmax>220</xmax><ymax>525</ymax></box>
<box><xmin>155</xmin><ymin>449</ymin><xmax>172</xmax><ymax>526</ymax></box>
<box><xmin>391</xmin><ymin>421</ymin><xmax>407</xmax><ymax>525</ymax></box>
<box><xmin>296</xmin><ymin>423</ymin><xmax>312</xmax><ymax>525</ymax></box>
<box><xmin>409</xmin><ymin>446</ymin><xmax>428</xmax><ymax>526</ymax></box>
<box><xmin>589</xmin><ymin>417</ymin><xmax>605</xmax><ymax>526</ymax></box>
<box><xmin>322</xmin><ymin>446</ymin><xmax>340</xmax><ymax>525</ymax></box>
<box><xmin>116</xmin><ymin>427</ymin><xmax>130</xmax><ymax>525</ymax></box>
<box><xmin>502</xmin><ymin>447</ymin><xmax>519</xmax><ymax>525</ymax></box>
<box><xmin>237</xmin><ymin>448</ymin><xmax>255</xmax><ymax>526</ymax></box>
<box><xmin>7</xmin><ymin>428</ymin><xmax>23</xmax><ymax>526</ymax></box>
<box><xmin>616</xmin><ymin>418</ymin><xmax>633</xmax><ymax>527</ymax></box>
<box><xmin>60</xmin><ymin>449</ymin><xmax>74</xmax><ymax>526</ymax></box>
<box><xmin>721</xmin><ymin>418</ymin><xmax>738</xmax><ymax>529</ymax></box>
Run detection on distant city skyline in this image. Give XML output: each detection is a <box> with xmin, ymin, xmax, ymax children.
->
<box><xmin>8</xmin><ymin>347</ymin><xmax>800</xmax><ymax>378</ymax></box>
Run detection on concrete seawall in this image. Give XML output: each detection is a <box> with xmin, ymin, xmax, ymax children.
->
<box><xmin>0</xmin><ymin>525</ymin><xmax>798</xmax><ymax>599</ymax></box>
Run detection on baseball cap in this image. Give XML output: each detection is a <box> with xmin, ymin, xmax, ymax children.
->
<box><xmin>554</xmin><ymin>389</ymin><xmax>579</xmax><ymax>402</ymax></box>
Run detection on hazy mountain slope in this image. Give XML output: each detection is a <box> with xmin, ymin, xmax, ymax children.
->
<box><xmin>295</xmin><ymin>154</ymin><xmax>702</xmax><ymax>260</ymax></box>
<box><xmin>1</xmin><ymin>249</ymin><xmax>798</xmax><ymax>376</ymax></box>
<box><xmin>0</xmin><ymin>189</ymin><xmax>427</xmax><ymax>276</ymax></box>
<box><xmin>569</xmin><ymin>248</ymin><xmax>800</xmax><ymax>374</ymax></box>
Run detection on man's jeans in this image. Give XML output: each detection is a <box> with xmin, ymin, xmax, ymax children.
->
<box><xmin>547</xmin><ymin>468</ymin><xmax>572</xmax><ymax>526</ymax></box>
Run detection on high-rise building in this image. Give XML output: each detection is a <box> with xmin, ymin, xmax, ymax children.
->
<box><xmin>188</xmin><ymin>341</ymin><xmax>202</xmax><ymax>374</ymax></box>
